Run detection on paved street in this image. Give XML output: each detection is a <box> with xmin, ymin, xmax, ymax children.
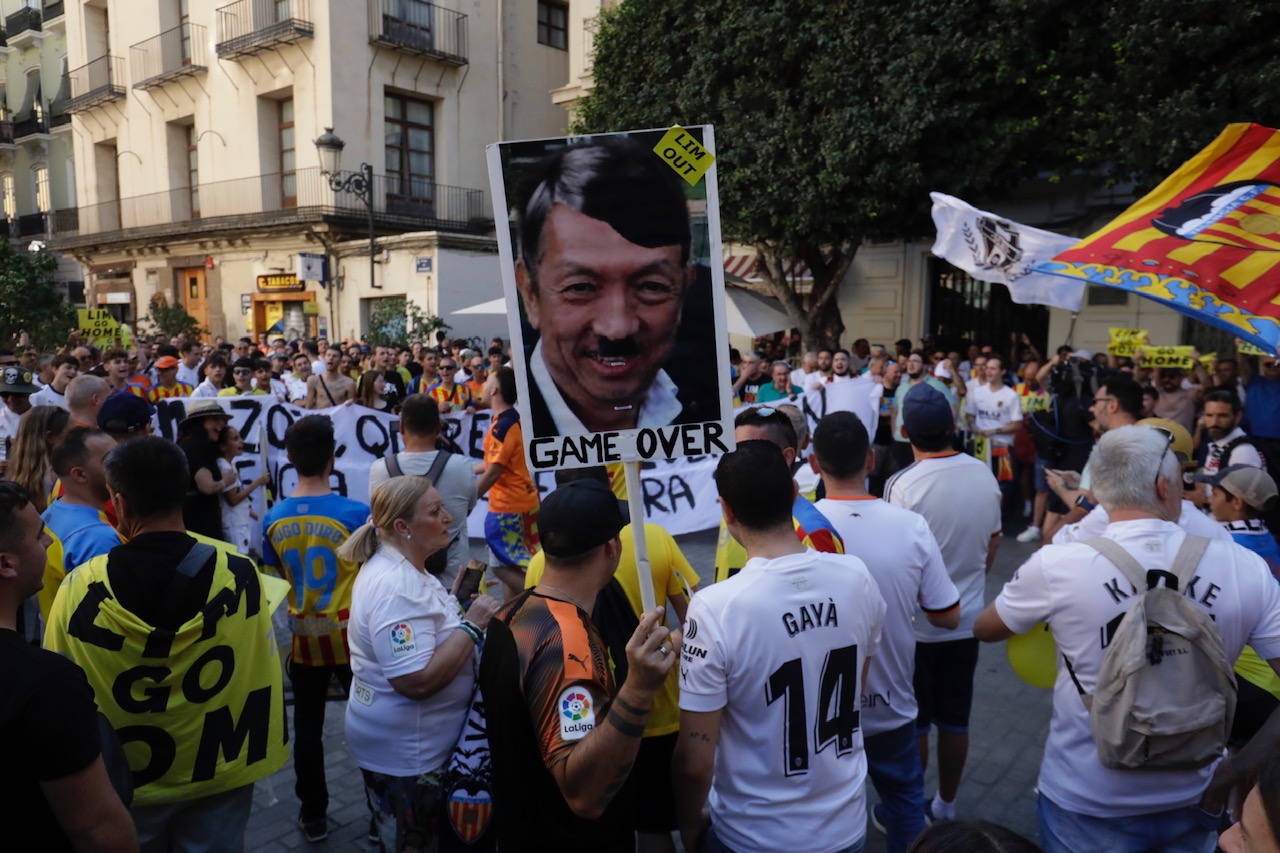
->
<box><xmin>245</xmin><ymin>532</ymin><xmax>1050</xmax><ymax>850</ymax></box>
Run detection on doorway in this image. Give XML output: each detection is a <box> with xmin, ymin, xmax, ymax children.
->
<box><xmin>178</xmin><ymin>267</ymin><xmax>209</xmax><ymax>336</ymax></box>
<box><xmin>927</xmin><ymin>258</ymin><xmax>1049</xmax><ymax>361</ymax></box>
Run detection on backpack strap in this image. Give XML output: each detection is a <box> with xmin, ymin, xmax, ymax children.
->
<box><xmin>1168</xmin><ymin>534</ymin><xmax>1211</xmax><ymax>592</ymax></box>
<box><xmin>385</xmin><ymin>452</ymin><xmax>403</xmax><ymax>478</ymax></box>
<box><xmin>424</xmin><ymin>449</ymin><xmax>452</xmax><ymax>486</ymax></box>
<box><xmin>1219</xmin><ymin>435</ymin><xmax>1253</xmax><ymax>469</ymax></box>
<box><xmin>1083</xmin><ymin>537</ymin><xmax>1150</xmax><ymax>593</ymax></box>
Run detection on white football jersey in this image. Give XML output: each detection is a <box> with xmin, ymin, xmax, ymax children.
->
<box><xmin>815</xmin><ymin>497</ymin><xmax>959</xmax><ymax>735</ymax></box>
<box><xmin>680</xmin><ymin>550</ymin><xmax>886</xmax><ymax>852</ymax></box>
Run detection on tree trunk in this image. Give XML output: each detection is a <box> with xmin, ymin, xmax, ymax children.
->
<box><xmin>752</xmin><ymin>241</ymin><xmax>856</xmax><ymax>352</ymax></box>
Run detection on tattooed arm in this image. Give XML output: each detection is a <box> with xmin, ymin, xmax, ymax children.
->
<box><xmin>674</xmin><ymin>708</ymin><xmax>723</xmax><ymax>850</ymax></box>
<box><xmin>547</xmin><ymin>609</ymin><xmax>679</xmax><ymax>820</ymax></box>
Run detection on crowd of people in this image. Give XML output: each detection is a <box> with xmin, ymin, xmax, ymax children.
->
<box><xmin>4</xmin><ymin>327</ymin><xmax>1280</xmax><ymax>853</ymax></box>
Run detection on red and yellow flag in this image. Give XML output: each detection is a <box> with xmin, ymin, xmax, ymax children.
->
<box><xmin>1033</xmin><ymin>123</ymin><xmax>1280</xmax><ymax>355</ymax></box>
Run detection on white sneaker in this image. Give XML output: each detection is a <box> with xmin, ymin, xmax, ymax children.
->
<box><xmin>1016</xmin><ymin>525</ymin><xmax>1041</xmax><ymax>543</ymax></box>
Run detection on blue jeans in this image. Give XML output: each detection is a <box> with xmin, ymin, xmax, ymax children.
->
<box><xmin>132</xmin><ymin>783</ymin><xmax>254</xmax><ymax>853</ymax></box>
<box><xmin>1037</xmin><ymin>793</ymin><xmax>1220</xmax><ymax>853</ymax></box>
<box><xmin>701</xmin><ymin>822</ymin><xmax>863</xmax><ymax>853</ymax></box>
<box><xmin>865</xmin><ymin>722</ymin><xmax>927</xmax><ymax>853</ymax></box>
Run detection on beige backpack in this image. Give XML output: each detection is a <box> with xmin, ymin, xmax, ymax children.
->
<box><xmin>1063</xmin><ymin>535</ymin><xmax>1237</xmax><ymax>770</ymax></box>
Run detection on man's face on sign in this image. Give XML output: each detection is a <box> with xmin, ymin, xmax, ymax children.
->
<box><xmin>516</xmin><ymin>203</ymin><xmax>691</xmax><ymax>421</ymax></box>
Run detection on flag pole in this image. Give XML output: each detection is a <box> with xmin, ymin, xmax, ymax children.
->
<box><xmin>623</xmin><ymin>461</ymin><xmax>657</xmax><ymax>614</ymax></box>
<box><xmin>1064</xmin><ymin>312</ymin><xmax>1080</xmax><ymax>349</ymax></box>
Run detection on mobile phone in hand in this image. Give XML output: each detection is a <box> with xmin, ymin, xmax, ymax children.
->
<box><xmin>456</xmin><ymin>560</ymin><xmax>486</xmax><ymax>607</ymax></box>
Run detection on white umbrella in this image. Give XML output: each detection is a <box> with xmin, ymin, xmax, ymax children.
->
<box><xmin>452</xmin><ymin>297</ymin><xmax>507</xmax><ymax>315</ymax></box>
<box><xmin>725</xmin><ymin>286</ymin><xmax>793</xmax><ymax>337</ymax></box>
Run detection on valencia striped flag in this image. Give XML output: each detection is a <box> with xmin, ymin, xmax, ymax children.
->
<box><xmin>1033</xmin><ymin>123</ymin><xmax>1280</xmax><ymax>355</ymax></box>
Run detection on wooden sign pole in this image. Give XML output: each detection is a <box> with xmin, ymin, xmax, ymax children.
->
<box><xmin>624</xmin><ymin>460</ymin><xmax>657</xmax><ymax>614</ymax></box>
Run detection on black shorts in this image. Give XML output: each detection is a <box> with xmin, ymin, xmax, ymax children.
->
<box><xmin>631</xmin><ymin>733</ymin><xmax>678</xmax><ymax>833</ymax></box>
<box><xmin>914</xmin><ymin>638</ymin><xmax>980</xmax><ymax>733</ymax></box>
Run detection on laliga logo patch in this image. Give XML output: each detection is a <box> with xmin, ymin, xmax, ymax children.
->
<box><xmin>558</xmin><ymin>687</ymin><xmax>595</xmax><ymax>741</ymax></box>
<box><xmin>389</xmin><ymin>622</ymin><xmax>417</xmax><ymax>656</ymax></box>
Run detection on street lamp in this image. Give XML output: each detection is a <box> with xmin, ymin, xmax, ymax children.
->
<box><xmin>315</xmin><ymin>128</ymin><xmax>379</xmax><ymax>289</ymax></box>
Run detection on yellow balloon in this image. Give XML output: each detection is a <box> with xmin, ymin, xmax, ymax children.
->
<box><xmin>1007</xmin><ymin>621</ymin><xmax>1058</xmax><ymax>689</ymax></box>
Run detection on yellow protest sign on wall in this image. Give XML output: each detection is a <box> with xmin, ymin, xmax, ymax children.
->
<box><xmin>652</xmin><ymin>125</ymin><xmax>715</xmax><ymax>186</ymax></box>
<box><xmin>1140</xmin><ymin>345</ymin><xmax>1196</xmax><ymax>369</ymax></box>
<box><xmin>44</xmin><ymin>535</ymin><xmax>289</xmax><ymax>806</ymax></box>
<box><xmin>1107</xmin><ymin>328</ymin><xmax>1148</xmax><ymax>357</ymax></box>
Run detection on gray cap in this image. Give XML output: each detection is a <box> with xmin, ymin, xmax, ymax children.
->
<box><xmin>1195</xmin><ymin>464</ymin><xmax>1279</xmax><ymax>512</ymax></box>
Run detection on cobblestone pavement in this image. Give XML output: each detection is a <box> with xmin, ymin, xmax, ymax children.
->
<box><xmin>245</xmin><ymin>533</ymin><xmax>1050</xmax><ymax>850</ymax></box>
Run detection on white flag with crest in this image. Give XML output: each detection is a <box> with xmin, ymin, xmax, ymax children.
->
<box><xmin>930</xmin><ymin>192</ymin><xmax>1085</xmax><ymax>312</ymax></box>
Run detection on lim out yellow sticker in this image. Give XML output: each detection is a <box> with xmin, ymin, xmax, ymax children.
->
<box><xmin>652</xmin><ymin>125</ymin><xmax>715</xmax><ymax>186</ymax></box>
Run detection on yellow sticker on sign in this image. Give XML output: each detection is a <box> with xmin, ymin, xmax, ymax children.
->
<box><xmin>652</xmin><ymin>125</ymin><xmax>715</xmax><ymax>186</ymax></box>
<box><xmin>1107</xmin><ymin>328</ymin><xmax>1148</xmax><ymax>357</ymax></box>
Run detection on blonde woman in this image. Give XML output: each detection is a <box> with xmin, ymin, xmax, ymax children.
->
<box><xmin>8</xmin><ymin>405</ymin><xmax>71</xmax><ymax>511</ymax></box>
<box><xmin>339</xmin><ymin>476</ymin><xmax>499</xmax><ymax>852</ymax></box>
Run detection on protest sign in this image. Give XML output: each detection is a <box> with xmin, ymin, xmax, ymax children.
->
<box><xmin>1240</xmin><ymin>340</ymin><xmax>1271</xmax><ymax>357</ymax></box>
<box><xmin>1139</xmin><ymin>346</ymin><xmax>1196</xmax><ymax>369</ymax></box>
<box><xmin>485</xmin><ymin>125</ymin><xmax>735</xmax><ymax>471</ymax></box>
<box><xmin>1107</xmin><ymin>328</ymin><xmax>1148</xmax><ymax>357</ymax></box>
<box><xmin>77</xmin><ymin>308</ymin><xmax>132</xmax><ymax>347</ymax></box>
<box><xmin>155</xmin><ymin>398</ymin><xmax>726</xmax><ymax>544</ymax></box>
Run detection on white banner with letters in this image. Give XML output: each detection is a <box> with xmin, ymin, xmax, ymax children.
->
<box><xmin>154</xmin><ymin>398</ymin><xmax>724</xmax><ymax>548</ymax></box>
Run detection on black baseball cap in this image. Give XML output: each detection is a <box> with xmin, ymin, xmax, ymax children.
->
<box><xmin>538</xmin><ymin>479</ymin><xmax>628</xmax><ymax>558</ymax></box>
<box><xmin>98</xmin><ymin>392</ymin><xmax>154</xmax><ymax>434</ymax></box>
<box><xmin>0</xmin><ymin>366</ymin><xmax>39</xmax><ymax>394</ymax></box>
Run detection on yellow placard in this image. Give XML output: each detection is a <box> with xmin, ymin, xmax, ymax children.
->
<box><xmin>302</xmin><ymin>300</ymin><xmax>320</xmax><ymax>316</ymax></box>
<box><xmin>652</xmin><ymin>125</ymin><xmax>715</xmax><ymax>186</ymax></box>
<box><xmin>77</xmin><ymin>308</ymin><xmax>124</xmax><ymax>345</ymax></box>
<box><xmin>1199</xmin><ymin>352</ymin><xmax>1217</xmax><ymax>370</ymax></box>
<box><xmin>971</xmin><ymin>433</ymin><xmax>990</xmax><ymax>464</ymax></box>
<box><xmin>1140</xmin><ymin>345</ymin><xmax>1195</xmax><ymax>369</ymax></box>
<box><xmin>1240</xmin><ymin>340</ymin><xmax>1272</xmax><ymax>357</ymax></box>
<box><xmin>1107</xmin><ymin>328</ymin><xmax>1148</xmax><ymax>357</ymax></box>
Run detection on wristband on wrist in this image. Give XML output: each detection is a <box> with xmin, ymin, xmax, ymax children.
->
<box><xmin>462</xmin><ymin>618</ymin><xmax>485</xmax><ymax>636</ymax></box>
<box><xmin>457</xmin><ymin>622</ymin><xmax>482</xmax><ymax>646</ymax></box>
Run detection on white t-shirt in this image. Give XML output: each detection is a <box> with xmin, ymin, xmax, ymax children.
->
<box><xmin>29</xmin><ymin>384</ymin><xmax>68</xmax><ymax>410</ymax></box>
<box><xmin>1052</xmin><ymin>500</ymin><xmax>1231</xmax><ymax>546</ymax></box>
<box><xmin>994</xmin><ymin>519</ymin><xmax>1280</xmax><ymax>818</ymax></box>
<box><xmin>884</xmin><ymin>452</ymin><xmax>1001</xmax><ymax>642</ymax></box>
<box><xmin>345</xmin><ymin>543</ymin><xmax>474</xmax><ymax>776</ymax></box>
<box><xmin>815</xmin><ymin>497</ymin><xmax>958</xmax><ymax>735</ymax></box>
<box><xmin>217</xmin><ymin>457</ymin><xmax>253</xmax><ymax>554</ymax></box>
<box><xmin>679</xmin><ymin>549</ymin><xmax>885</xmax><ymax>852</ymax></box>
<box><xmin>792</xmin><ymin>368</ymin><xmax>820</xmax><ymax>391</ymax></box>
<box><xmin>191</xmin><ymin>379</ymin><xmax>220</xmax><ymax>398</ymax></box>
<box><xmin>966</xmin><ymin>383</ymin><xmax>1021</xmax><ymax>447</ymax></box>
<box><xmin>177</xmin><ymin>362</ymin><xmax>201</xmax><ymax>387</ymax></box>
<box><xmin>282</xmin><ymin>373</ymin><xmax>308</xmax><ymax>403</ymax></box>
<box><xmin>367</xmin><ymin>450</ymin><xmax>478</xmax><ymax>587</ymax></box>
<box><xmin>1204</xmin><ymin>427</ymin><xmax>1266</xmax><ymax>477</ymax></box>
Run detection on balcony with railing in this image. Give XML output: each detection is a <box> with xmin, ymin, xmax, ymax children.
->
<box><xmin>5</xmin><ymin>6</ymin><xmax>40</xmax><ymax>44</ymax></box>
<box><xmin>67</xmin><ymin>56</ymin><xmax>126</xmax><ymax>113</ymax></box>
<box><xmin>216</xmin><ymin>0</ymin><xmax>313</xmax><ymax>59</ymax></box>
<box><xmin>18</xmin><ymin>211</ymin><xmax>48</xmax><ymax>237</ymax></box>
<box><xmin>0</xmin><ymin>120</ymin><xmax>13</xmax><ymax>147</ymax></box>
<box><xmin>132</xmin><ymin>23</ymin><xmax>208</xmax><ymax>90</ymax></box>
<box><xmin>369</xmin><ymin>0</ymin><xmax>467</xmax><ymax>66</ymax></box>
<box><xmin>42</xmin><ymin>1</ymin><xmax>65</xmax><ymax>23</ymax></box>
<box><xmin>13</xmin><ymin>110</ymin><xmax>48</xmax><ymax>140</ymax></box>
<box><xmin>48</xmin><ymin>167</ymin><xmax>491</xmax><ymax>247</ymax></box>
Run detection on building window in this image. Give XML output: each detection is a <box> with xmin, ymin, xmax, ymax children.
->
<box><xmin>384</xmin><ymin>93</ymin><xmax>433</xmax><ymax>203</ymax></box>
<box><xmin>537</xmin><ymin>1</ymin><xmax>567</xmax><ymax>49</ymax></box>
<box><xmin>1086</xmin><ymin>285</ymin><xmax>1129</xmax><ymax>307</ymax></box>
<box><xmin>279</xmin><ymin>97</ymin><xmax>295</xmax><ymax>207</ymax></box>
<box><xmin>33</xmin><ymin>165</ymin><xmax>49</xmax><ymax>213</ymax></box>
<box><xmin>188</xmin><ymin>125</ymin><xmax>199</xmax><ymax>217</ymax></box>
<box><xmin>1</xmin><ymin>174</ymin><xmax>14</xmax><ymax>220</ymax></box>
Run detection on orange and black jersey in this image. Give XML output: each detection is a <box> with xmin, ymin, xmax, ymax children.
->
<box><xmin>478</xmin><ymin>590</ymin><xmax>634</xmax><ymax>851</ymax></box>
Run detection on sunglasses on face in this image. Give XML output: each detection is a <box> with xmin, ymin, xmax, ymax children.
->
<box><xmin>233</xmin><ymin>368</ymin><xmax>252</xmax><ymax>375</ymax></box>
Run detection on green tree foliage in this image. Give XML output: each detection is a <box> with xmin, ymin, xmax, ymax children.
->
<box><xmin>575</xmin><ymin>0</ymin><xmax>1280</xmax><ymax>348</ymax></box>
<box><xmin>139</xmin><ymin>298</ymin><xmax>206</xmax><ymax>342</ymax></box>
<box><xmin>0</xmin><ymin>240</ymin><xmax>72</xmax><ymax>351</ymax></box>
<box><xmin>365</xmin><ymin>296</ymin><xmax>449</xmax><ymax>348</ymax></box>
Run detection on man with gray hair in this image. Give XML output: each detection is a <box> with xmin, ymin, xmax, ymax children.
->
<box><xmin>975</xmin><ymin>425</ymin><xmax>1280</xmax><ymax>852</ymax></box>
<box><xmin>65</xmin><ymin>374</ymin><xmax>109</xmax><ymax>429</ymax></box>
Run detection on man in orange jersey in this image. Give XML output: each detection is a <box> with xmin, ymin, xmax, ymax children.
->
<box><xmin>477</xmin><ymin>366</ymin><xmax>540</xmax><ymax>598</ymax></box>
